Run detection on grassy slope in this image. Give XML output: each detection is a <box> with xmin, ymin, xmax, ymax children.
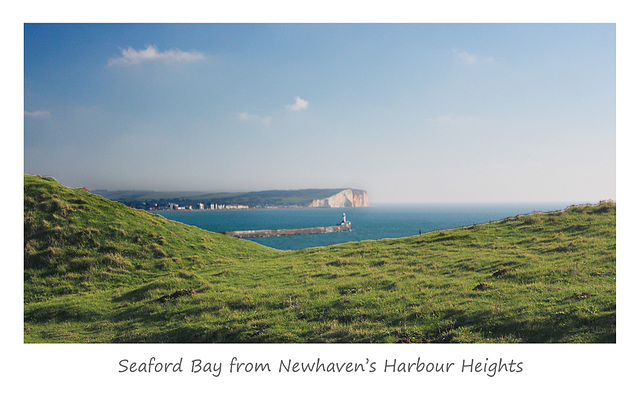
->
<box><xmin>24</xmin><ymin>175</ymin><xmax>616</xmax><ymax>343</ymax></box>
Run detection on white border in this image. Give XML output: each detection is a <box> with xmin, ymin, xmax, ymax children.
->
<box><xmin>5</xmin><ymin>2</ymin><xmax>636</xmax><ymax>405</ymax></box>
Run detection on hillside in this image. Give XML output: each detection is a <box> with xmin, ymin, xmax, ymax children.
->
<box><xmin>92</xmin><ymin>188</ymin><xmax>362</xmax><ymax>210</ymax></box>
<box><xmin>24</xmin><ymin>175</ymin><xmax>616</xmax><ymax>343</ymax></box>
<box><xmin>24</xmin><ymin>175</ymin><xmax>275</xmax><ymax>301</ymax></box>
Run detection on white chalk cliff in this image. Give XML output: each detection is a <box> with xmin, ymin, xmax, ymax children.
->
<box><xmin>308</xmin><ymin>189</ymin><xmax>369</xmax><ymax>208</ymax></box>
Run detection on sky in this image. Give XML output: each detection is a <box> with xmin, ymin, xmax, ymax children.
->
<box><xmin>23</xmin><ymin>23</ymin><xmax>616</xmax><ymax>203</ymax></box>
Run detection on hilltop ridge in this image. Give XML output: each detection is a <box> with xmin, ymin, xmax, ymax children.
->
<box><xmin>92</xmin><ymin>187</ymin><xmax>369</xmax><ymax>210</ymax></box>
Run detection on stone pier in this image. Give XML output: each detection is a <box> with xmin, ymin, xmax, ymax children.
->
<box><xmin>223</xmin><ymin>223</ymin><xmax>351</xmax><ymax>238</ymax></box>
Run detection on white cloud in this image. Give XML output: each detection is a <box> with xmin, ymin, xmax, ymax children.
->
<box><xmin>24</xmin><ymin>110</ymin><xmax>51</xmax><ymax>119</ymax></box>
<box><xmin>452</xmin><ymin>49</ymin><xmax>495</xmax><ymax>65</ymax></box>
<box><xmin>237</xmin><ymin>112</ymin><xmax>272</xmax><ymax>125</ymax></box>
<box><xmin>108</xmin><ymin>45</ymin><xmax>205</xmax><ymax>67</ymax></box>
<box><xmin>237</xmin><ymin>96</ymin><xmax>309</xmax><ymax>125</ymax></box>
<box><xmin>286</xmin><ymin>96</ymin><xmax>309</xmax><ymax>111</ymax></box>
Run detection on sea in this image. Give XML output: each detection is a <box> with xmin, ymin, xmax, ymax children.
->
<box><xmin>156</xmin><ymin>202</ymin><xmax>577</xmax><ymax>251</ymax></box>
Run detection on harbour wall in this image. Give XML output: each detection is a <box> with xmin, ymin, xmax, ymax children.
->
<box><xmin>224</xmin><ymin>224</ymin><xmax>351</xmax><ymax>238</ymax></box>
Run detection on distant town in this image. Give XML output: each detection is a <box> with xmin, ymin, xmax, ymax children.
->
<box><xmin>92</xmin><ymin>188</ymin><xmax>369</xmax><ymax>211</ymax></box>
<box><xmin>157</xmin><ymin>202</ymin><xmax>261</xmax><ymax>211</ymax></box>
<box><xmin>120</xmin><ymin>199</ymin><xmax>318</xmax><ymax>212</ymax></box>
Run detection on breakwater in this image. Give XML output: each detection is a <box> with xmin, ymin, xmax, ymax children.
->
<box><xmin>224</xmin><ymin>224</ymin><xmax>351</xmax><ymax>238</ymax></box>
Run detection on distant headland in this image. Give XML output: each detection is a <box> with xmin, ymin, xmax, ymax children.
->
<box><xmin>91</xmin><ymin>188</ymin><xmax>369</xmax><ymax>211</ymax></box>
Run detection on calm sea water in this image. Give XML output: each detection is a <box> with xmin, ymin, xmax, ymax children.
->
<box><xmin>158</xmin><ymin>203</ymin><xmax>574</xmax><ymax>251</ymax></box>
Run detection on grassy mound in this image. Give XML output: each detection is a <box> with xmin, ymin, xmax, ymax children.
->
<box><xmin>24</xmin><ymin>175</ymin><xmax>616</xmax><ymax>343</ymax></box>
<box><xmin>24</xmin><ymin>175</ymin><xmax>274</xmax><ymax>308</ymax></box>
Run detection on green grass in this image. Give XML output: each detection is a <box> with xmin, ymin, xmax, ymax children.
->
<box><xmin>24</xmin><ymin>174</ymin><xmax>616</xmax><ymax>343</ymax></box>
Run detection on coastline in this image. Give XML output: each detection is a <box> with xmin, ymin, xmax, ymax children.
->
<box><xmin>147</xmin><ymin>205</ymin><xmax>309</xmax><ymax>213</ymax></box>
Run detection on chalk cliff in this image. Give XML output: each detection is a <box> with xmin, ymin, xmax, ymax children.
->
<box><xmin>308</xmin><ymin>189</ymin><xmax>369</xmax><ymax>208</ymax></box>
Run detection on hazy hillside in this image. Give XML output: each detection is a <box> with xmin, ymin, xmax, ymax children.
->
<box><xmin>24</xmin><ymin>175</ymin><xmax>616</xmax><ymax>343</ymax></box>
<box><xmin>92</xmin><ymin>188</ymin><xmax>349</xmax><ymax>209</ymax></box>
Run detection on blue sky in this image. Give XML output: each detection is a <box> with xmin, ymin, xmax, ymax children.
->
<box><xmin>24</xmin><ymin>23</ymin><xmax>615</xmax><ymax>203</ymax></box>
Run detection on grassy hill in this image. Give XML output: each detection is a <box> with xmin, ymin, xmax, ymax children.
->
<box><xmin>24</xmin><ymin>175</ymin><xmax>616</xmax><ymax>343</ymax></box>
<box><xmin>92</xmin><ymin>188</ymin><xmax>347</xmax><ymax>209</ymax></box>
